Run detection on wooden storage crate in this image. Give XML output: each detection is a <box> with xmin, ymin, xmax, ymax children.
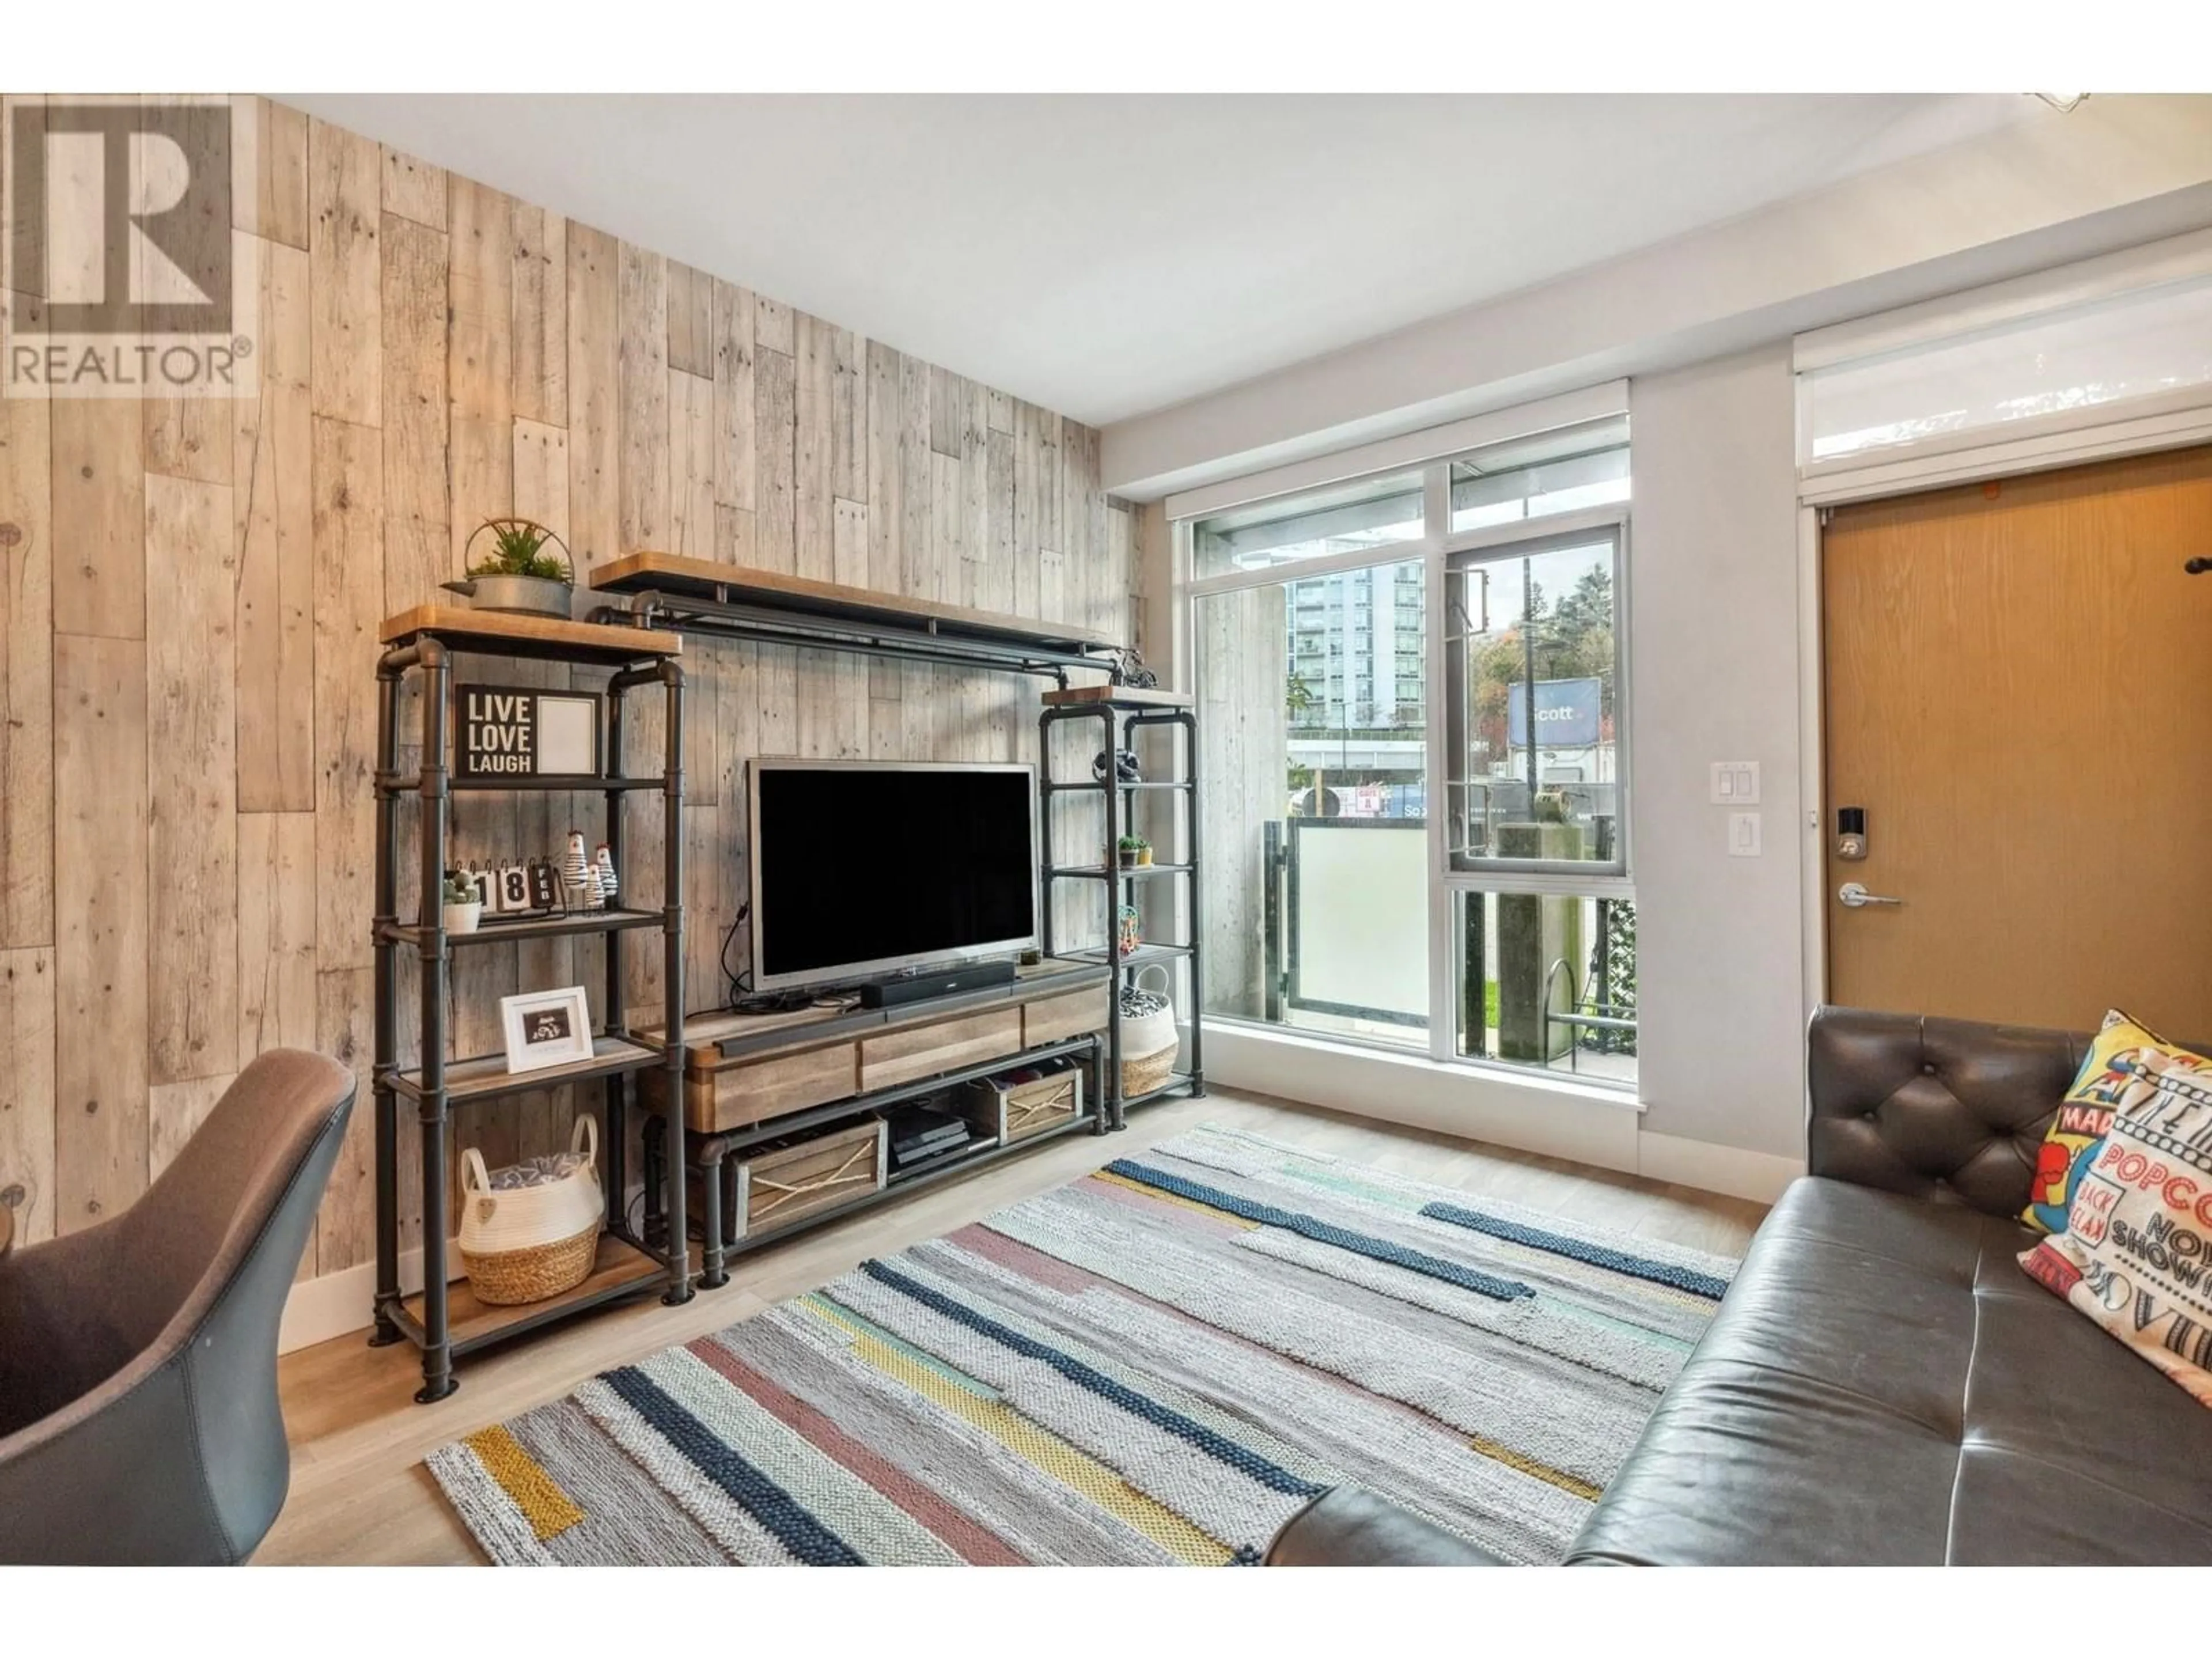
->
<box><xmin>730</xmin><ymin>1117</ymin><xmax>887</xmax><ymax>1241</ymax></box>
<box><xmin>961</xmin><ymin>1060</ymin><xmax>1085</xmax><ymax>1146</ymax></box>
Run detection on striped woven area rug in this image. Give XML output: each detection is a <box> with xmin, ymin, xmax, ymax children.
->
<box><xmin>427</xmin><ymin>1125</ymin><xmax>1736</xmax><ymax>1565</ymax></box>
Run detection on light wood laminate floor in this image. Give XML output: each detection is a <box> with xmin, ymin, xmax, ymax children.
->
<box><xmin>260</xmin><ymin>1090</ymin><xmax>1766</xmax><ymax>1565</ymax></box>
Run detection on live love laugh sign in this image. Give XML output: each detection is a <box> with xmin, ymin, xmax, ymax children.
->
<box><xmin>457</xmin><ymin>685</ymin><xmax>603</xmax><ymax>779</ymax></box>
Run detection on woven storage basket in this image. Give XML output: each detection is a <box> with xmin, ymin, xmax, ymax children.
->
<box><xmin>459</xmin><ymin>1117</ymin><xmax>602</xmax><ymax>1306</ymax></box>
<box><xmin>1123</xmin><ymin>1044</ymin><xmax>1178</xmax><ymax>1099</ymax></box>
<box><xmin>1119</xmin><ymin>965</ymin><xmax>1179</xmax><ymax>1099</ymax></box>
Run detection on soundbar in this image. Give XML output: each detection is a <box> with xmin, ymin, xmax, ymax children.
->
<box><xmin>860</xmin><ymin>959</ymin><xmax>1018</xmax><ymax>1009</ymax></box>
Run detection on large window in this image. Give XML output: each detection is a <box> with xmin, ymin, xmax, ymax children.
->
<box><xmin>1187</xmin><ymin>413</ymin><xmax>1635</xmax><ymax>1087</ymax></box>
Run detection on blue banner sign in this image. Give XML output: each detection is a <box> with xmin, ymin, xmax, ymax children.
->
<box><xmin>1508</xmin><ymin>677</ymin><xmax>1603</xmax><ymax>748</ymax></box>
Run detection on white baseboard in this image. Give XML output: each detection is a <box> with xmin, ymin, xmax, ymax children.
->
<box><xmin>1635</xmin><ymin>1130</ymin><xmax>1804</xmax><ymax>1205</ymax></box>
<box><xmin>281</xmin><ymin>1255</ymin><xmax>380</xmax><ymax>1354</ymax></box>
<box><xmin>1199</xmin><ymin>1021</ymin><xmax>1645</xmax><ymax>1177</ymax></box>
<box><xmin>1199</xmin><ymin>1020</ymin><xmax>1805</xmax><ymax>1209</ymax></box>
<box><xmin>279</xmin><ymin>1233</ymin><xmax>459</xmax><ymax>1355</ymax></box>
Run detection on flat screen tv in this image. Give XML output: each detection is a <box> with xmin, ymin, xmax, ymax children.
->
<box><xmin>748</xmin><ymin>760</ymin><xmax>1038</xmax><ymax>992</ymax></box>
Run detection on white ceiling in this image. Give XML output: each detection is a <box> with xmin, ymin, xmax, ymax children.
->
<box><xmin>286</xmin><ymin>94</ymin><xmax>2039</xmax><ymax>427</ymax></box>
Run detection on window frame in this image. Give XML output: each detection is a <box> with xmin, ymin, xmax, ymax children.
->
<box><xmin>1435</xmin><ymin>507</ymin><xmax>1634</xmax><ymax>889</ymax></box>
<box><xmin>1181</xmin><ymin>428</ymin><xmax>1635</xmax><ymax>1084</ymax></box>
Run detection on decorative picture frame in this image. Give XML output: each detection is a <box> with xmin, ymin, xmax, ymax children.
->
<box><xmin>456</xmin><ymin>684</ymin><xmax>604</xmax><ymax>781</ymax></box>
<box><xmin>499</xmin><ymin>985</ymin><xmax>595</xmax><ymax>1075</ymax></box>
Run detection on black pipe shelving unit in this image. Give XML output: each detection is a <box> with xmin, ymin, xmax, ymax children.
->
<box><xmin>1040</xmin><ymin>689</ymin><xmax>1206</xmax><ymax>1127</ymax></box>
<box><xmin>368</xmin><ymin>608</ymin><xmax>692</xmax><ymax>1404</ymax></box>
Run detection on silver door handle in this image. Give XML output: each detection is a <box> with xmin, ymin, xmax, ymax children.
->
<box><xmin>1839</xmin><ymin>881</ymin><xmax>1902</xmax><ymax>908</ymax></box>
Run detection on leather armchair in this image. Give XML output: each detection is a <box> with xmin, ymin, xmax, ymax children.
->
<box><xmin>0</xmin><ymin>1050</ymin><xmax>355</xmax><ymax>1564</ymax></box>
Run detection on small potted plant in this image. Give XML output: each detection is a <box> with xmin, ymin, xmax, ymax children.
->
<box><xmin>1117</xmin><ymin>834</ymin><xmax>1153</xmax><ymax>869</ymax></box>
<box><xmin>442</xmin><ymin>873</ymin><xmax>483</xmax><ymax>936</ymax></box>
<box><xmin>444</xmin><ymin>517</ymin><xmax>576</xmax><ymax>619</ymax></box>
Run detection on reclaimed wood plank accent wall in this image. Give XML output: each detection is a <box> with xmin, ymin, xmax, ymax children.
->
<box><xmin>0</xmin><ymin>95</ymin><xmax>1136</xmax><ymax>1286</ymax></box>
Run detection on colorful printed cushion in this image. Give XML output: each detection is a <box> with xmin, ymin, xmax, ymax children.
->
<box><xmin>2021</xmin><ymin>1010</ymin><xmax>2211</xmax><ymax>1234</ymax></box>
<box><xmin>2020</xmin><ymin>1060</ymin><xmax>2212</xmax><ymax>1408</ymax></box>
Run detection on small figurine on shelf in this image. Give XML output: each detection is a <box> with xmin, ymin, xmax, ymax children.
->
<box><xmin>1092</xmin><ymin>748</ymin><xmax>1142</xmax><ymax>785</ymax></box>
<box><xmin>594</xmin><ymin>843</ymin><xmax>619</xmax><ymax>907</ymax></box>
<box><xmin>582</xmin><ymin>859</ymin><xmax>606</xmax><ymax>910</ymax></box>
<box><xmin>560</xmin><ymin>831</ymin><xmax>590</xmax><ymax>913</ymax></box>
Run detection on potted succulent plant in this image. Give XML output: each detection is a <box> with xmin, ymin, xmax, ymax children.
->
<box><xmin>442</xmin><ymin>873</ymin><xmax>484</xmax><ymax>936</ymax></box>
<box><xmin>1117</xmin><ymin>834</ymin><xmax>1153</xmax><ymax>869</ymax></box>
<box><xmin>443</xmin><ymin>517</ymin><xmax>576</xmax><ymax>619</ymax></box>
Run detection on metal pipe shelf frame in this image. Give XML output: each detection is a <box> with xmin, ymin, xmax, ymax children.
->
<box><xmin>582</xmin><ymin>555</ymin><xmax>1132</xmax><ymax>687</ymax></box>
<box><xmin>368</xmin><ymin>626</ymin><xmax>693</xmax><ymax>1405</ymax></box>
<box><xmin>1039</xmin><ymin>699</ymin><xmax>1207</xmax><ymax>1130</ymax></box>
<box><xmin>603</xmin><ymin>588</ymin><xmax>1115</xmax><ymax>685</ymax></box>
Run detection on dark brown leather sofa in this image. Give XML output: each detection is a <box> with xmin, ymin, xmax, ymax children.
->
<box><xmin>1271</xmin><ymin>1006</ymin><xmax>2212</xmax><ymax>1565</ymax></box>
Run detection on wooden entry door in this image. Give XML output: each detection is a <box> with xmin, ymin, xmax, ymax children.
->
<box><xmin>1823</xmin><ymin>445</ymin><xmax>2212</xmax><ymax>1033</ymax></box>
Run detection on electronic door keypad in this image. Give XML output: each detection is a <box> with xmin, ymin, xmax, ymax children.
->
<box><xmin>1836</xmin><ymin>806</ymin><xmax>1868</xmax><ymax>862</ymax></box>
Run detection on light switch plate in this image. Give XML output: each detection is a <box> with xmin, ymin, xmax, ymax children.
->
<box><xmin>1729</xmin><ymin>812</ymin><xmax>1762</xmax><ymax>857</ymax></box>
<box><xmin>1711</xmin><ymin>761</ymin><xmax>1761</xmax><ymax>805</ymax></box>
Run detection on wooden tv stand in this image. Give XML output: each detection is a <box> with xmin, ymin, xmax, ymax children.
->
<box><xmin>636</xmin><ymin>960</ymin><xmax>1114</xmax><ymax>1286</ymax></box>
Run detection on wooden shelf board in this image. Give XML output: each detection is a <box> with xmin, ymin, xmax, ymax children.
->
<box><xmin>590</xmin><ymin>552</ymin><xmax>1120</xmax><ymax>654</ymax></box>
<box><xmin>380</xmin><ymin>604</ymin><xmax>680</xmax><ymax>665</ymax></box>
<box><xmin>449</xmin><ymin>774</ymin><xmax>666</xmax><ymax>793</ymax></box>
<box><xmin>1067</xmin><ymin>941</ymin><xmax>1194</xmax><ymax>968</ymax></box>
<box><xmin>1050</xmin><ymin>863</ymin><xmax>1194</xmax><ymax>880</ymax></box>
<box><xmin>403</xmin><ymin>1233</ymin><xmax>668</xmax><ymax>1350</ymax></box>
<box><xmin>377</xmin><ymin>773</ymin><xmax>665</xmax><ymax>796</ymax></box>
<box><xmin>384</xmin><ymin>907</ymin><xmax>663</xmax><ymax>948</ymax></box>
<box><xmin>1042</xmin><ymin>778</ymin><xmax>1193</xmax><ymax>793</ymax></box>
<box><xmin>1041</xmin><ymin>684</ymin><xmax>1192</xmax><ymax>708</ymax></box>
<box><xmin>393</xmin><ymin>1034</ymin><xmax>664</xmax><ymax>1104</ymax></box>
<box><xmin>1123</xmin><ymin>1070</ymin><xmax>1200</xmax><ymax>1111</ymax></box>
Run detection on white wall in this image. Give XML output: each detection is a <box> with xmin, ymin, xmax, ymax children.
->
<box><xmin>1627</xmin><ymin>346</ymin><xmax>1809</xmax><ymax>1160</ymax></box>
<box><xmin>1106</xmin><ymin>96</ymin><xmax>2212</xmax><ymax>501</ymax></box>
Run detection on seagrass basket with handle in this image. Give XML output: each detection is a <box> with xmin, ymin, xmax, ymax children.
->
<box><xmin>1119</xmin><ymin>964</ymin><xmax>1180</xmax><ymax>1099</ymax></box>
<box><xmin>458</xmin><ymin>1116</ymin><xmax>603</xmax><ymax>1305</ymax></box>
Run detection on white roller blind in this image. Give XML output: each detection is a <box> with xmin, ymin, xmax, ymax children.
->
<box><xmin>1802</xmin><ymin>276</ymin><xmax>2212</xmax><ymax>465</ymax></box>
